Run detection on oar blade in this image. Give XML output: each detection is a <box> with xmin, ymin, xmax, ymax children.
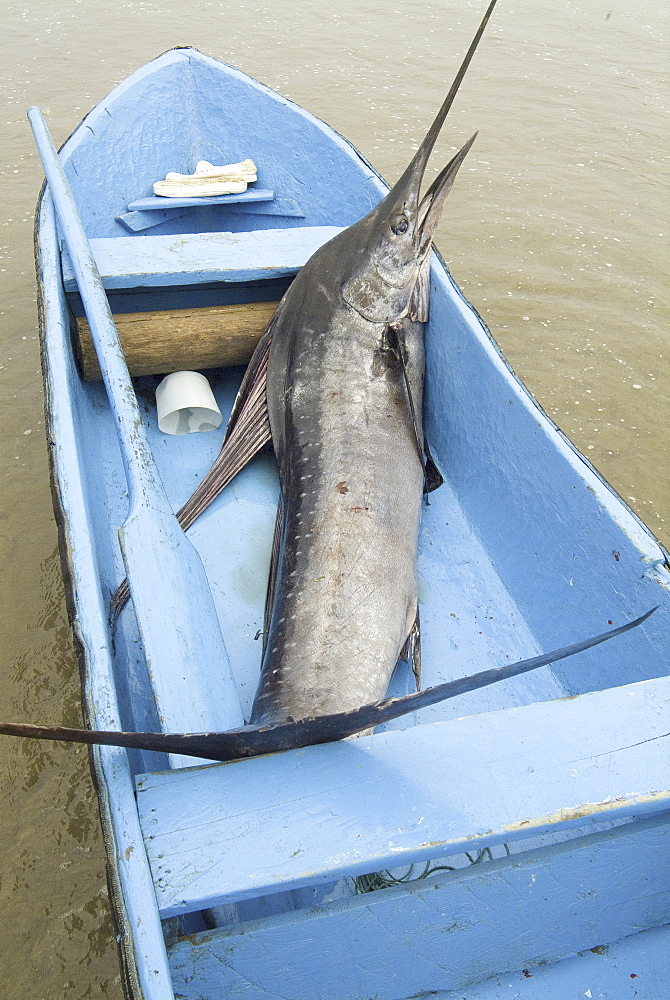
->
<box><xmin>120</xmin><ymin>500</ymin><xmax>243</xmax><ymax>768</ymax></box>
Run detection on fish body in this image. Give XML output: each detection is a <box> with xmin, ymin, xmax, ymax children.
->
<box><xmin>251</xmin><ymin>240</ymin><xmax>426</xmax><ymax>723</ymax></box>
<box><xmin>247</xmin><ymin>0</ymin><xmax>493</xmax><ymax>721</ymax></box>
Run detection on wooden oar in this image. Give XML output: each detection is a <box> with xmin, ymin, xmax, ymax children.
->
<box><xmin>29</xmin><ymin>107</ymin><xmax>244</xmax><ymax>765</ymax></box>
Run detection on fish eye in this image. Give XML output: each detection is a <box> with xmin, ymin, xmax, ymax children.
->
<box><xmin>390</xmin><ymin>214</ymin><xmax>409</xmax><ymax>235</ymax></box>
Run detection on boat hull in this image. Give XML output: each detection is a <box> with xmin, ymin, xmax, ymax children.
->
<box><xmin>35</xmin><ymin>47</ymin><xmax>670</xmax><ymax>1000</ymax></box>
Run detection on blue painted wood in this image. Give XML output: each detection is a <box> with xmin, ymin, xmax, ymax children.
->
<box><xmin>59</xmin><ymin>48</ymin><xmax>382</xmax><ymax>241</ymax></box>
<box><xmin>67</xmin><ymin>277</ymin><xmax>294</xmax><ymax>317</ymax></box>
<box><xmin>167</xmin><ymin>813</ymin><xmax>670</xmax><ymax>1000</ymax></box>
<box><xmin>221</xmin><ymin>195</ymin><xmax>305</xmax><ymax>217</ymax></box>
<box><xmin>117</xmin><ymin>207</ymin><xmax>189</xmax><ymax>232</ymax></box>
<box><xmin>430</xmin><ymin>923</ymin><xmax>670</xmax><ymax>1000</ymax></box>
<box><xmin>127</xmin><ymin>188</ymin><xmax>275</xmax><ymax>211</ymax></box>
<box><xmin>118</xmin><ymin>196</ymin><xmax>305</xmax><ymax>232</ymax></box>
<box><xmin>424</xmin><ymin>264</ymin><xmax>670</xmax><ymax>700</ymax></box>
<box><xmin>29</xmin><ymin>108</ymin><xmax>244</xmax><ymax>771</ymax></box>
<box><xmin>61</xmin><ymin>226</ymin><xmax>343</xmax><ymax>291</ymax></box>
<box><xmin>136</xmin><ymin>675</ymin><xmax>670</xmax><ymax>917</ymax></box>
<box><xmin>35</xmin><ymin>43</ymin><xmax>670</xmax><ymax>1000</ymax></box>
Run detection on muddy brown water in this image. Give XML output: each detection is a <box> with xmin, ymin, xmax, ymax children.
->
<box><xmin>0</xmin><ymin>1</ymin><xmax>667</xmax><ymax>996</ymax></box>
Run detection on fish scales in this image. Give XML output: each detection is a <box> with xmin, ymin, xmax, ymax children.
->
<box><xmin>240</xmin><ymin>0</ymin><xmax>498</xmax><ymax>725</ymax></box>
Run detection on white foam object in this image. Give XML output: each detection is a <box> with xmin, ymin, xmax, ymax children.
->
<box><xmin>153</xmin><ymin>159</ymin><xmax>257</xmax><ymax>198</ymax></box>
<box><xmin>155</xmin><ymin>371</ymin><xmax>223</xmax><ymax>435</ymax></box>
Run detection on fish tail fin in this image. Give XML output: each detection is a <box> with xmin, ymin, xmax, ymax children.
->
<box><xmin>0</xmin><ymin>609</ymin><xmax>656</xmax><ymax>763</ymax></box>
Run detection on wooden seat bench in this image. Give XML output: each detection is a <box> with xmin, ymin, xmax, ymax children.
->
<box><xmin>61</xmin><ymin>226</ymin><xmax>342</xmax><ymax>378</ymax></box>
<box><xmin>135</xmin><ymin>675</ymin><xmax>670</xmax><ymax>998</ymax></box>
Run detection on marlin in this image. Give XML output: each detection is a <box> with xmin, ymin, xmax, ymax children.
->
<box><xmin>0</xmin><ymin>0</ymin><xmax>655</xmax><ymax>761</ymax></box>
<box><xmin>229</xmin><ymin>0</ymin><xmax>489</xmax><ymax>725</ymax></box>
<box><xmin>127</xmin><ymin>0</ymin><xmax>499</xmax><ymax>726</ymax></box>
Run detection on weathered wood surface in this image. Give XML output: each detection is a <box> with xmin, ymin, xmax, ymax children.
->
<box><xmin>75</xmin><ymin>301</ymin><xmax>276</xmax><ymax>379</ymax></box>
<box><xmin>118</xmin><ymin>193</ymin><xmax>305</xmax><ymax>232</ymax></box>
<box><xmin>136</xmin><ymin>674</ymin><xmax>670</xmax><ymax>917</ymax></box>
<box><xmin>430</xmin><ymin>925</ymin><xmax>670</xmax><ymax>1000</ymax></box>
<box><xmin>167</xmin><ymin>814</ymin><xmax>670</xmax><ymax>1000</ymax></box>
<box><xmin>60</xmin><ymin>225</ymin><xmax>343</xmax><ymax>291</ymax></box>
<box><xmin>429</xmin><ymin>923</ymin><xmax>670</xmax><ymax>1000</ymax></box>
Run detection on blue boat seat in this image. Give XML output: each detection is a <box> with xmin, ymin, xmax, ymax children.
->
<box><xmin>61</xmin><ymin>226</ymin><xmax>343</xmax><ymax>292</ymax></box>
<box><xmin>65</xmin><ymin>225</ymin><xmax>345</xmax><ymax>377</ymax></box>
<box><xmin>136</xmin><ymin>675</ymin><xmax>669</xmax><ymax>997</ymax></box>
<box><xmin>136</xmin><ymin>674</ymin><xmax>668</xmax><ymax>915</ymax></box>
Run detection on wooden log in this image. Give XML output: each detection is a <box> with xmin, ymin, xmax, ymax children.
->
<box><xmin>75</xmin><ymin>300</ymin><xmax>278</xmax><ymax>380</ymax></box>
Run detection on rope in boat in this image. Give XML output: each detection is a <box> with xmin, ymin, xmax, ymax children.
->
<box><xmin>353</xmin><ymin>844</ymin><xmax>512</xmax><ymax>893</ymax></box>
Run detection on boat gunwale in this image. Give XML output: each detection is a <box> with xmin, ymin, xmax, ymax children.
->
<box><xmin>36</xmin><ymin>191</ymin><xmax>174</xmax><ymax>1000</ymax></box>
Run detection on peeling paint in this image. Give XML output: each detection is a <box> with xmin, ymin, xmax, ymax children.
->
<box><xmin>502</xmin><ymin>791</ymin><xmax>669</xmax><ymax>836</ymax></box>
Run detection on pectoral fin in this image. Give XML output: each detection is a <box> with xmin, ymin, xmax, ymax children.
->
<box><xmin>385</xmin><ymin>323</ymin><xmax>443</xmax><ymax>495</ymax></box>
<box><xmin>399</xmin><ymin>611</ymin><xmax>421</xmax><ymax>689</ymax></box>
<box><xmin>408</xmin><ymin>258</ymin><xmax>431</xmax><ymax>324</ymax></box>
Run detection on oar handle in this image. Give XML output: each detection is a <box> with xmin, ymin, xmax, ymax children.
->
<box><xmin>28</xmin><ymin>106</ymin><xmax>168</xmax><ymax>514</ymax></box>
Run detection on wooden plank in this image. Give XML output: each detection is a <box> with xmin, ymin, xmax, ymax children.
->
<box><xmin>136</xmin><ymin>675</ymin><xmax>670</xmax><ymax>917</ymax></box>
<box><xmin>75</xmin><ymin>300</ymin><xmax>277</xmax><ymax>379</ymax></box>
<box><xmin>126</xmin><ymin>188</ymin><xmax>275</xmax><ymax>211</ymax></box>
<box><xmin>117</xmin><ymin>196</ymin><xmax>305</xmax><ymax>233</ymax></box>
<box><xmin>168</xmin><ymin>814</ymin><xmax>670</xmax><ymax>1000</ymax></box>
<box><xmin>60</xmin><ymin>225</ymin><xmax>343</xmax><ymax>291</ymax></box>
<box><xmin>424</xmin><ymin>924</ymin><xmax>670</xmax><ymax>1000</ymax></box>
<box><xmin>419</xmin><ymin>924</ymin><xmax>670</xmax><ymax>1000</ymax></box>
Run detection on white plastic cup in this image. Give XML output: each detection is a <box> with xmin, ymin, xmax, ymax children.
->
<box><xmin>155</xmin><ymin>371</ymin><xmax>223</xmax><ymax>435</ymax></box>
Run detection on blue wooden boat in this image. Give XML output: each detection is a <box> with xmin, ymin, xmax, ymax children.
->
<box><xmin>33</xmin><ymin>48</ymin><xmax>669</xmax><ymax>999</ymax></box>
